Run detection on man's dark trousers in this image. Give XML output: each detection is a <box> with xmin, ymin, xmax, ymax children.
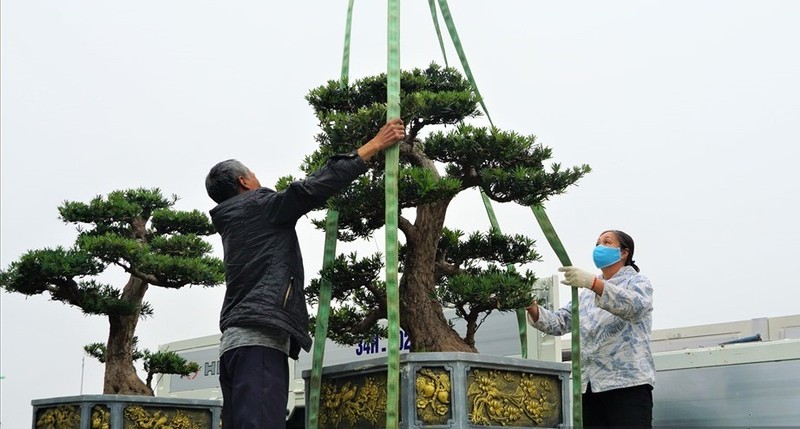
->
<box><xmin>220</xmin><ymin>346</ymin><xmax>289</xmax><ymax>429</ymax></box>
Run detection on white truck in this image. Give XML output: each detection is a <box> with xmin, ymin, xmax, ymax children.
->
<box><xmin>156</xmin><ymin>279</ymin><xmax>800</xmax><ymax>426</ymax></box>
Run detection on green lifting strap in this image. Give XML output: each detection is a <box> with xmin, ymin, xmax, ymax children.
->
<box><xmin>308</xmin><ymin>211</ymin><xmax>340</xmax><ymax>429</ymax></box>
<box><xmin>307</xmin><ymin>3</ymin><xmax>355</xmax><ymax>429</ymax></box>
<box><xmin>339</xmin><ymin>0</ymin><xmax>355</xmax><ymax>86</ymax></box>
<box><xmin>435</xmin><ymin>0</ymin><xmax>494</xmax><ymax>128</ymax></box>
<box><xmin>436</xmin><ymin>2</ymin><xmax>582</xmax><ymax>427</ymax></box>
<box><xmin>532</xmin><ymin>205</ymin><xmax>583</xmax><ymax>429</ymax></box>
<box><xmin>385</xmin><ymin>1</ymin><xmax>402</xmax><ymax>429</ymax></box>
<box><xmin>427</xmin><ymin>0</ymin><xmax>449</xmax><ymax>68</ymax></box>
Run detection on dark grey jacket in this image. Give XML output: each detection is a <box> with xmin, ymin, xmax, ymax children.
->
<box><xmin>210</xmin><ymin>152</ymin><xmax>368</xmax><ymax>359</ymax></box>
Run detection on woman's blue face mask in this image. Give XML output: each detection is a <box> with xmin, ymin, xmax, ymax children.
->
<box><xmin>593</xmin><ymin>245</ymin><xmax>621</xmax><ymax>269</ymax></box>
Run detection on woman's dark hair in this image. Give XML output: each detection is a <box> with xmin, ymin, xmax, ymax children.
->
<box><xmin>604</xmin><ymin>229</ymin><xmax>639</xmax><ymax>272</ymax></box>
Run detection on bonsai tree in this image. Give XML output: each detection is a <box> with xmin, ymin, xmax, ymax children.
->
<box><xmin>290</xmin><ymin>64</ymin><xmax>590</xmax><ymax>353</ymax></box>
<box><xmin>0</xmin><ymin>188</ymin><xmax>224</xmax><ymax>395</ymax></box>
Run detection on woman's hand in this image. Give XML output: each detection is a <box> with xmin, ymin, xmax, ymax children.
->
<box><xmin>558</xmin><ymin>266</ymin><xmax>597</xmax><ymax>289</ymax></box>
<box><xmin>526</xmin><ymin>301</ymin><xmax>540</xmax><ymax>322</ymax></box>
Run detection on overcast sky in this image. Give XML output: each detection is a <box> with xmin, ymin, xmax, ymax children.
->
<box><xmin>2</xmin><ymin>1</ymin><xmax>799</xmax><ymax>427</ymax></box>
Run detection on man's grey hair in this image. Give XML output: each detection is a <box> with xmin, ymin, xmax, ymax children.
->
<box><xmin>205</xmin><ymin>159</ymin><xmax>250</xmax><ymax>204</ymax></box>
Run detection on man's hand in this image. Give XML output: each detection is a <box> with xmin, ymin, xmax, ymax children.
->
<box><xmin>558</xmin><ymin>266</ymin><xmax>597</xmax><ymax>289</ymax></box>
<box><xmin>358</xmin><ymin>118</ymin><xmax>405</xmax><ymax>161</ymax></box>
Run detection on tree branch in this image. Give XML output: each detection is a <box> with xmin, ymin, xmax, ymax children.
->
<box><xmin>364</xmin><ymin>280</ymin><xmax>385</xmax><ymax>299</ymax></box>
<box><xmin>407</xmin><ymin>118</ymin><xmax>425</xmax><ymax>143</ymax></box>
<box><xmin>52</xmin><ymin>277</ymin><xmax>84</xmax><ymax>305</ymax></box>
<box><xmin>131</xmin><ymin>216</ymin><xmax>148</xmax><ymax>241</ymax></box>
<box><xmin>353</xmin><ymin>307</ymin><xmax>385</xmax><ymax>334</ymax></box>
<box><xmin>481</xmin><ymin>186</ymin><xmax>514</xmax><ymax>203</ymax></box>
<box><xmin>463</xmin><ymin>309</ymin><xmax>481</xmax><ymax>348</ymax></box>
<box><xmin>120</xmin><ymin>264</ymin><xmax>159</xmax><ymax>285</ymax></box>
<box><xmin>400</xmin><ymin>139</ymin><xmax>439</xmax><ymax>179</ymax></box>
<box><xmin>459</xmin><ymin>165</ymin><xmax>481</xmax><ymax>189</ymax></box>
<box><xmin>398</xmin><ymin>216</ymin><xmax>416</xmax><ymax>242</ymax></box>
<box><xmin>435</xmin><ymin>260</ymin><xmax>462</xmax><ymax>277</ymax></box>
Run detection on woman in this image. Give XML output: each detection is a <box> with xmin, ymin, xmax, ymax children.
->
<box><xmin>527</xmin><ymin>230</ymin><xmax>654</xmax><ymax>428</ymax></box>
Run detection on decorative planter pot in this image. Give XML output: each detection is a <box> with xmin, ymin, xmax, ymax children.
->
<box><xmin>303</xmin><ymin>352</ymin><xmax>571</xmax><ymax>429</ymax></box>
<box><xmin>30</xmin><ymin>394</ymin><xmax>222</xmax><ymax>429</ymax></box>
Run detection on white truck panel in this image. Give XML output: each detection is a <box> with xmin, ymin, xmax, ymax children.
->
<box><xmin>652</xmin><ymin>339</ymin><xmax>800</xmax><ymax>426</ymax></box>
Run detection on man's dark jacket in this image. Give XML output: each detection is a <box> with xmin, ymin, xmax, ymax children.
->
<box><xmin>209</xmin><ymin>153</ymin><xmax>368</xmax><ymax>359</ymax></box>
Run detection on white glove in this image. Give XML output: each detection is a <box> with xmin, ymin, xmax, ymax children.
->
<box><xmin>558</xmin><ymin>266</ymin><xmax>596</xmax><ymax>289</ymax></box>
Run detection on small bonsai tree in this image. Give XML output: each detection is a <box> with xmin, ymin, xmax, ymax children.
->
<box><xmin>0</xmin><ymin>188</ymin><xmax>224</xmax><ymax>395</ymax></box>
<box><xmin>289</xmin><ymin>64</ymin><xmax>590</xmax><ymax>353</ymax></box>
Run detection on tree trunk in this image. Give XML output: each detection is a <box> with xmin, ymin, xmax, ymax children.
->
<box><xmin>401</xmin><ymin>200</ymin><xmax>476</xmax><ymax>353</ymax></box>
<box><xmin>103</xmin><ymin>275</ymin><xmax>153</xmax><ymax>395</ymax></box>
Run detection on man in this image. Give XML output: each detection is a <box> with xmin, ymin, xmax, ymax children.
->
<box><xmin>205</xmin><ymin>118</ymin><xmax>405</xmax><ymax>429</ymax></box>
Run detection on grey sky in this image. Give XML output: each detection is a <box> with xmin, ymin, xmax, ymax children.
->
<box><xmin>2</xmin><ymin>1</ymin><xmax>799</xmax><ymax>428</ymax></box>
